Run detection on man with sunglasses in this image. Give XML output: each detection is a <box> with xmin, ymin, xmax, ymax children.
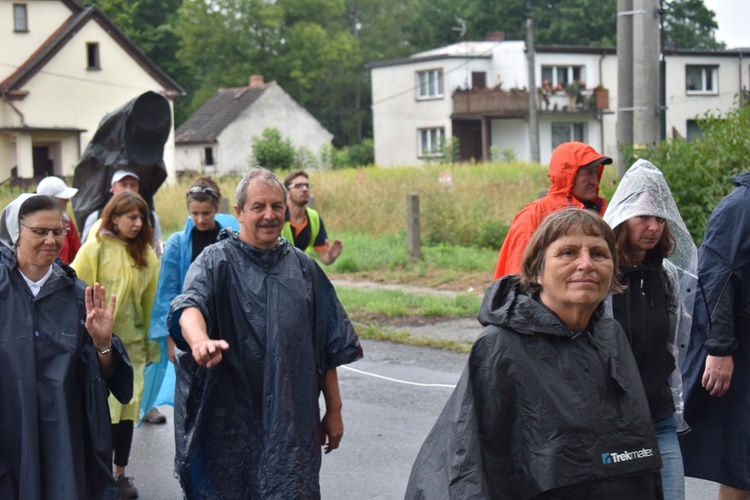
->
<box><xmin>282</xmin><ymin>170</ymin><xmax>342</xmax><ymax>265</ymax></box>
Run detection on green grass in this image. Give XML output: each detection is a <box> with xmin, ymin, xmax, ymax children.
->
<box><xmin>336</xmin><ymin>287</ymin><xmax>482</xmax><ymax>319</ymax></box>
<box><xmin>352</xmin><ymin>322</ymin><xmax>473</xmax><ymax>353</ymax></box>
<box><xmin>326</xmin><ymin>231</ymin><xmax>497</xmax><ymax>279</ymax></box>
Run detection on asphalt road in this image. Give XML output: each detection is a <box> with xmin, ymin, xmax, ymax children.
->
<box><xmin>128</xmin><ymin>339</ymin><xmax>719</xmax><ymax>499</ymax></box>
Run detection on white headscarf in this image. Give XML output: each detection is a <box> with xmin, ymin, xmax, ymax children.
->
<box><xmin>0</xmin><ymin>193</ymin><xmax>36</xmax><ymax>250</ymax></box>
<box><xmin>603</xmin><ymin>159</ymin><xmax>697</xmax><ymax>277</ymax></box>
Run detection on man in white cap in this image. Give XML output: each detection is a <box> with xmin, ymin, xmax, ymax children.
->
<box><xmin>36</xmin><ymin>176</ymin><xmax>82</xmax><ymax>264</ymax></box>
<box><xmin>81</xmin><ymin>169</ymin><xmax>163</xmax><ymax>252</ymax></box>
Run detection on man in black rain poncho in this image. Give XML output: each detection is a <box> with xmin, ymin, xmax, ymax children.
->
<box><xmin>168</xmin><ymin>168</ymin><xmax>362</xmax><ymax>499</ymax></box>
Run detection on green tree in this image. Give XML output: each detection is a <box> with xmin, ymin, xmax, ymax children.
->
<box><xmin>664</xmin><ymin>0</ymin><xmax>726</xmax><ymax>50</ymax></box>
<box><xmin>251</xmin><ymin>128</ymin><xmax>297</xmax><ymax>171</ymax></box>
<box><xmin>621</xmin><ymin>99</ymin><xmax>750</xmax><ymax>244</ymax></box>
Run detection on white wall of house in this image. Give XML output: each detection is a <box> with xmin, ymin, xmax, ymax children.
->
<box><xmin>0</xmin><ymin>0</ymin><xmax>72</xmax><ymax>76</ymax></box>
<box><xmin>187</xmin><ymin>85</ymin><xmax>333</xmax><ymax>175</ymax></box>
<box><xmin>175</xmin><ymin>142</ymin><xmax>216</xmax><ymax>174</ymax></box>
<box><xmin>665</xmin><ymin>54</ymin><xmax>744</xmax><ymax>139</ymax></box>
<box><xmin>490</xmin><ymin>118</ymin><xmax>530</xmax><ymax>160</ymax></box>
<box><xmin>372</xmin><ymin>59</ymin><xmax>455</xmax><ymax>166</ymax></box>
<box><xmin>0</xmin><ymin>1</ymin><xmax>178</xmax><ymax>181</ymax></box>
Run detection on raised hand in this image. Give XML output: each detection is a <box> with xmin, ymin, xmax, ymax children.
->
<box><xmin>85</xmin><ymin>283</ymin><xmax>116</xmax><ymax>351</ymax></box>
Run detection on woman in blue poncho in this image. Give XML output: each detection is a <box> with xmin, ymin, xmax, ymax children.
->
<box><xmin>144</xmin><ymin>177</ymin><xmax>239</xmax><ymax>419</ymax></box>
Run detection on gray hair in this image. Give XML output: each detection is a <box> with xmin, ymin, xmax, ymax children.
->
<box><xmin>235</xmin><ymin>167</ymin><xmax>287</xmax><ymax>211</ymax></box>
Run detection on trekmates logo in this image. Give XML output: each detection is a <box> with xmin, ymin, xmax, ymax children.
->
<box><xmin>601</xmin><ymin>448</ymin><xmax>653</xmax><ymax>465</ymax></box>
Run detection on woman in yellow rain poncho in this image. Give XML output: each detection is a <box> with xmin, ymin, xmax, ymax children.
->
<box><xmin>72</xmin><ymin>190</ymin><xmax>159</xmax><ymax>499</ymax></box>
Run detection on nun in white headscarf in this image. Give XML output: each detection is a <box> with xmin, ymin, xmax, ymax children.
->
<box><xmin>0</xmin><ymin>193</ymin><xmax>132</xmax><ymax>500</ymax></box>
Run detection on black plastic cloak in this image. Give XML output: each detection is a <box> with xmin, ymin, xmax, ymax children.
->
<box><xmin>169</xmin><ymin>233</ymin><xmax>362</xmax><ymax>499</ymax></box>
<box><xmin>406</xmin><ymin>277</ymin><xmax>663</xmax><ymax>499</ymax></box>
<box><xmin>71</xmin><ymin>91</ymin><xmax>171</xmax><ymax>228</ymax></box>
<box><xmin>0</xmin><ymin>247</ymin><xmax>133</xmax><ymax>499</ymax></box>
<box><xmin>681</xmin><ymin>173</ymin><xmax>750</xmax><ymax>489</ymax></box>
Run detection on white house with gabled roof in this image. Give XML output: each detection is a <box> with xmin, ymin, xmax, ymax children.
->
<box><xmin>0</xmin><ymin>0</ymin><xmax>183</xmax><ymax>182</ymax></box>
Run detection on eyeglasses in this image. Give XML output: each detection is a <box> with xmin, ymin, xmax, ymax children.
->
<box><xmin>288</xmin><ymin>182</ymin><xmax>312</xmax><ymax>190</ymax></box>
<box><xmin>20</xmin><ymin>222</ymin><xmax>67</xmax><ymax>239</ymax></box>
<box><xmin>186</xmin><ymin>185</ymin><xmax>220</xmax><ymax>200</ymax></box>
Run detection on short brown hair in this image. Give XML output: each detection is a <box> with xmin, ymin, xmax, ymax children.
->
<box><xmin>100</xmin><ymin>191</ymin><xmax>154</xmax><ymax>269</ymax></box>
<box><xmin>283</xmin><ymin>170</ymin><xmax>309</xmax><ymax>188</ymax></box>
<box><xmin>520</xmin><ymin>208</ymin><xmax>623</xmax><ymax>294</ymax></box>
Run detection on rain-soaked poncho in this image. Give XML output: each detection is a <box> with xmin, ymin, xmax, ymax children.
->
<box><xmin>406</xmin><ymin>277</ymin><xmax>662</xmax><ymax>499</ymax></box>
<box><xmin>603</xmin><ymin>159</ymin><xmax>698</xmax><ymax>431</ymax></box>
<box><xmin>0</xmin><ymin>195</ymin><xmax>133</xmax><ymax>499</ymax></box>
<box><xmin>141</xmin><ymin>214</ymin><xmax>239</xmax><ymax>415</ymax></box>
<box><xmin>71</xmin><ymin>92</ymin><xmax>171</xmax><ymax>230</ymax></box>
<box><xmin>169</xmin><ymin>233</ymin><xmax>362</xmax><ymax>499</ymax></box>
<box><xmin>680</xmin><ymin>173</ymin><xmax>750</xmax><ymax>489</ymax></box>
<box><xmin>71</xmin><ymin>234</ymin><xmax>159</xmax><ymax>423</ymax></box>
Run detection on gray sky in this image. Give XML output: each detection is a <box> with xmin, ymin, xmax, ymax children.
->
<box><xmin>704</xmin><ymin>0</ymin><xmax>750</xmax><ymax>49</ymax></box>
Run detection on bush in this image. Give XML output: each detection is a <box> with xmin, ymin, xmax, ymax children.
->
<box><xmin>250</xmin><ymin>128</ymin><xmax>296</xmax><ymax>171</ymax></box>
<box><xmin>620</xmin><ymin>99</ymin><xmax>750</xmax><ymax>244</ymax></box>
<box><xmin>347</xmin><ymin>139</ymin><xmax>374</xmax><ymax>167</ymax></box>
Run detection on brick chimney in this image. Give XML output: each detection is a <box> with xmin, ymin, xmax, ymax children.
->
<box><xmin>249</xmin><ymin>75</ymin><xmax>265</xmax><ymax>88</ymax></box>
<box><xmin>485</xmin><ymin>32</ymin><xmax>505</xmax><ymax>42</ymax></box>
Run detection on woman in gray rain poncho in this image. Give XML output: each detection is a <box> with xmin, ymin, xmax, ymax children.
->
<box><xmin>0</xmin><ymin>194</ymin><xmax>133</xmax><ymax>500</ymax></box>
<box><xmin>603</xmin><ymin>159</ymin><xmax>698</xmax><ymax>499</ymax></box>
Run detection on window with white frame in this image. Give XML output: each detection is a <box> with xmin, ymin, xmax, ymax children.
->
<box><xmin>541</xmin><ymin>65</ymin><xmax>585</xmax><ymax>89</ymax></box>
<box><xmin>552</xmin><ymin>123</ymin><xmax>585</xmax><ymax>149</ymax></box>
<box><xmin>418</xmin><ymin>127</ymin><xmax>444</xmax><ymax>157</ymax></box>
<box><xmin>416</xmin><ymin>69</ymin><xmax>444</xmax><ymax>100</ymax></box>
<box><xmin>686</xmin><ymin>65</ymin><xmax>718</xmax><ymax>94</ymax></box>
<box><xmin>14</xmin><ymin>4</ymin><xmax>28</xmax><ymax>31</ymax></box>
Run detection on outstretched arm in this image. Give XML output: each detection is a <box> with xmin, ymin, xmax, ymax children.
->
<box><xmin>178</xmin><ymin>307</ymin><xmax>228</xmax><ymax>368</ymax></box>
<box><xmin>321</xmin><ymin>368</ymin><xmax>343</xmax><ymax>453</ymax></box>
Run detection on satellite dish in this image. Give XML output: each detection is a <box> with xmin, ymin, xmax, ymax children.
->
<box><xmin>452</xmin><ymin>17</ymin><xmax>467</xmax><ymax>38</ymax></box>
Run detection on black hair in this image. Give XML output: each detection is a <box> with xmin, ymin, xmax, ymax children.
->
<box><xmin>19</xmin><ymin>195</ymin><xmax>63</xmax><ymax>222</ymax></box>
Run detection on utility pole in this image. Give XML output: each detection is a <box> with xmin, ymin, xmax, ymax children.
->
<box><xmin>633</xmin><ymin>0</ymin><xmax>660</xmax><ymax>150</ymax></box>
<box><xmin>616</xmin><ymin>0</ymin><xmax>634</xmax><ymax>178</ymax></box>
<box><xmin>526</xmin><ymin>19</ymin><xmax>540</xmax><ymax>163</ymax></box>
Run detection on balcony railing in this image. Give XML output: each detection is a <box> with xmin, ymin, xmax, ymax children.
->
<box><xmin>452</xmin><ymin>87</ymin><xmax>610</xmax><ymax>117</ymax></box>
<box><xmin>452</xmin><ymin>88</ymin><xmax>529</xmax><ymax>117</ymax></box>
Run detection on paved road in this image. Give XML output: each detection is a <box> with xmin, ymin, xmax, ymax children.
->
<box><xmin>128</xmin><ymin>339</ymin><xmax>719</xmax><ymax>499</ymax></box>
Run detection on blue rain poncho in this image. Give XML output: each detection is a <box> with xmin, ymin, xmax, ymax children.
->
<box><xmin>141</xmin><ymin>214</ymin><xmax>239</xmax><ymax>414</ymax></box>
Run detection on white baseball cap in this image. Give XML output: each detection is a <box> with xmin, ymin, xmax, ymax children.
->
<box><xmin>36</xmin><ymin>176</ymin><xmax>78</xmax><ymax>199</ymax></box>
<box><xmin>111</xmin><ymin>169</ymin><xmax>140</xmax><ymax>187</ymax></box>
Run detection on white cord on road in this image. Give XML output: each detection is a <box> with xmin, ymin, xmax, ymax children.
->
<box><xmin>341</xmin><ymin>365</ymin><xmax>457</xmax><ymax>388</ymax></box>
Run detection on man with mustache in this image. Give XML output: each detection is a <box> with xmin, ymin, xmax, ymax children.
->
<box><xmin>168</xmin><ymin>168</ymin><xmax>363</xmax><ymax>499</ymax></box>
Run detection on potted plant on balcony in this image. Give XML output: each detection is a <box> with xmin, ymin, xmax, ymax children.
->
<box><xmin>565</xmin><ymin>81</ymin><xmax>581</xmax><ymax>110</ymax></box>
<box><xmin>594</xmin><ymin>84</ymin><xmax>609</xmax><ymax>110</ymax></box>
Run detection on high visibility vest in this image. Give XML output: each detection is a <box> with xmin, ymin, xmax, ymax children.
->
<box><xmin>281</xmin><ymin>207</ymin><xmax>321</xmax><ymax>252</ymax></box>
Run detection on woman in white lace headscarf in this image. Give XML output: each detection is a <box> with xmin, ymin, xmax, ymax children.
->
<box><xmin>603</xmin><ymin>159</ymin><xmax>698</xmax><ymax>500</ymax></box>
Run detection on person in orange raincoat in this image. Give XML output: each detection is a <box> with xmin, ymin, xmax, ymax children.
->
<box><xmin>493</xmin><ymin>142</ymin><xmax>612</xmax><ymax>280</ymax></box>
